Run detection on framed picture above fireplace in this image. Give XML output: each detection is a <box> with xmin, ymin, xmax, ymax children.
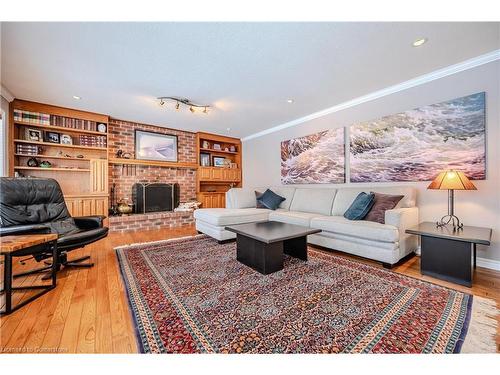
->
<box><xmin>135</xmin><ymin>130</ymin><xmax>178</xmax><ymax>162</ymax></box>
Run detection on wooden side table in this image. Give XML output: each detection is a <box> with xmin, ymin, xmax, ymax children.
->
<box><xmin>406</xmin><ymin>222</ymin><xmax>492</xmax><ymax>287</ymax></box>
<box><xmin>0</xmin><ymin>234</ymin><xmax>58</xmax><ymax>315</ymax></box>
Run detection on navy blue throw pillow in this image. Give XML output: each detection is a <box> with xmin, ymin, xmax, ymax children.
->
<box><xmin>343</xmin><ymin>192</ymin><xmax>375</xmax><ymax>220</ymax></box>
<box><xmin>257</xmin><ymin>189</ymin><xmax>286</xmax><ymax>210</ymax></box>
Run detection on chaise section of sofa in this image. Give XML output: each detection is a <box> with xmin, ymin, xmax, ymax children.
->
<box><xmin>193</xmin><ymin>185</ymin><xmax>419</xmax><ymax>266</ymax></box>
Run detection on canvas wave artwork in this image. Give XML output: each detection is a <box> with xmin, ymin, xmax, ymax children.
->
<box><xmin>281</xmin><ymin>128</ymin><xmax>345</xmax><ymax>184</ymax></box>
<box><xmin>349</xmin><ymin>92</ymin><xmax>486</xmax><ymax>182</ymax></box>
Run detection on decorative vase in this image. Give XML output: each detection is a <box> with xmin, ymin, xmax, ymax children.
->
<box><xmin>117</xmin><ymin>200</ymin><xmax>133</xmax><ymax>215</ymax></box>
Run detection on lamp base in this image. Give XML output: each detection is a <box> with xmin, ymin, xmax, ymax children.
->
<box><xmin>436</xmin><ymin>214</ymin><xmax>463</xmax><ymax>231</ymax></box>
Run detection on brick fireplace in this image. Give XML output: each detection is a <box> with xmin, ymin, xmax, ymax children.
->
<box><xmin>108</xmin><ymin>118</ymin><xmax>197</xmax><ymax>232</ymax></box>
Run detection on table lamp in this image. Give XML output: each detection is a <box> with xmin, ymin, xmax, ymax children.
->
<box><xmin>427</xmin><ymin>169</ymin><xmax>476</xmax><ymax>230</ymax></box>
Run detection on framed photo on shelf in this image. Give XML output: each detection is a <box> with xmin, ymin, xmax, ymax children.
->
<box><xmin>213</xmin><ymin>156</ymin><xmax>226</xmax><ymax>167</ymax></box>
<box><xmin>212</xmin><ymin>143</ymin><xmax>221</xmax><ymax>151</ymax></box>
<box><xmin>44</xmin><ymin>131</ymin><xmax>61</xmax><ymax>144</ymax></box>
<box><xmin>25</xmin><ymin>128</ymin><xmax>42</xmax><ymax>142</ymax></box>
<box><xmin>200</xmin><ymin>153</ymin><xmax>211</xmax><ymax>166</ymax></box>
<box><xmin>135</xmin><ymin>130</ymin><xmax>178</xmax><ymax>162</ymax></box>
<box><xmin>60</xmin><ymin>134</ymin><xmax>73</xmax><ymax>145</ymax></box>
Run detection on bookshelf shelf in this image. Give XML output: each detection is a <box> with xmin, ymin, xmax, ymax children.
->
<box><xmin>14</xmin><ymin>139</ymin><xmax>107</xmax><ymax>151</ymax></box>
<box><xmin>14</xmin><ymin>121</ymin><xmax>107</xmax><ymax>136</ymax></box>
<box><xmin>199</xmin><ymin>147</ymin><xmax>238</xmax><ymax>155</ymax></box>
<box><xmin>14</xmin><ymin>166</ymin><xmax>91</xmax><ymax>172</ymax></box>
<box><xmin>14</xmin><ymin>154</ymin><xmax>93</xmax><ymax>161</ymax></box>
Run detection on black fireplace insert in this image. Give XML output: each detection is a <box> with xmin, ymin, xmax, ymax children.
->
<box><xmin>132</xmin><ymin>182</ymin><xmax>180</xmax><ymax>214</ymax></box>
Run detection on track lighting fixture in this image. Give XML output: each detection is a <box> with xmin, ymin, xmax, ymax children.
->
<box><xmin>157</xmin><ymin>96</ymin><xmax>210</xmax><ymax>114</ymax></box>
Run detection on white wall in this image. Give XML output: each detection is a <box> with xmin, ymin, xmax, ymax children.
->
<box><xmin>243</xmin><ymin>61</ymin><xmax>500</xmax><ymax>262</ymax></box>
<box><xmin>0</xmin><ymin>94</ymin><xmax>10</xmax><ymax>176</ymax></box>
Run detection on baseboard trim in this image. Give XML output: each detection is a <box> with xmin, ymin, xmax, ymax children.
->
<box><xmin>476</xmin><ymin>257</ymin><xmax>500</xmax><ymax>271</ymax></box>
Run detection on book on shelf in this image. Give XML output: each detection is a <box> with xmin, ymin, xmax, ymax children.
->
<box><xmin>49</xmin><ymin>115</ymin><xmax>97</xmax><ymax>131</ymax></box>
<box><xmin>14</xmin><ymin>110</ymin><xmax>50</xmax><ymax>125</ymax></box>
<box><xmin>14</xmin><ymin>109</ymin><xmax>100</xmax><ymax>132</ymax></box>
<box><xmin>79</xmin><ymin>134</ymin><xmax>107</xmax><ymax>148</ymax></box>
<box><xmin>16</xmin><ymin>144</ymin><xmax>41</xmax><ymax>155</ymax></box>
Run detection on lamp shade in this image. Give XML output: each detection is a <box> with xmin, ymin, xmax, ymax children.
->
<box><xmin>427</xmin><ymin>170</ymin><xmax>477</xmax><ymax>190</ymax></box>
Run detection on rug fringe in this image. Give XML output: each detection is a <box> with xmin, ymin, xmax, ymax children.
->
<box><xmin>114</xmin><ymin>234</ymin><xmax>207</xmax><ymax>250</ymax></box>
<box><xmin>460</xmin><ymin>296</ymin><xmax>498</xmax><ymax>353</ymax></box>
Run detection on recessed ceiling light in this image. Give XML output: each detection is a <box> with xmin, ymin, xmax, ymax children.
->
<box><xmin>72</xmin><ymin>95</ymin><xmax>81</xmax><ymax>100</ymax></box>
<box><xmin>287</xmin><ymin>99</ymin><xmax>294</xmax><ymax>103</ymax></box>
<box><xmin>412</xmin><ymin>37</ymin><xmax>427</xmax><ymax>47</ymax></box>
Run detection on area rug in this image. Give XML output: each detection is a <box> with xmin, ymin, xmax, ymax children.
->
<box><xmin>115</xmin><ymin>235</ymin><xmax>498</xmax><ymax>353</ymax></box>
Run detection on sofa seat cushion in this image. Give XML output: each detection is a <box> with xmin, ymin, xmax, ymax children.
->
<box><xmin>268</xmin><ymin>210</ymin><xmax>322</xmax><ymax>226</ymax></box>
<box><xmin>193</xmin><ymin>208</ymin><xmax>270</xmax><ymax>226</ymax></box>
<box><xmin>310</xmin><ymin>216</ymin><xmax>399</xmax><ymax>243</ymax></box>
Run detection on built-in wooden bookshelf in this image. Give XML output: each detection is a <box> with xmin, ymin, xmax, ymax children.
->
<box><xmin>9</xmin><ymin>99</ymin><xmax>110</xmax><ymax>220</ymax></box>
<box><xmin>196</xmin><ymin>132</ymin><xmax>242</xmax><ymax>208</ymax></box>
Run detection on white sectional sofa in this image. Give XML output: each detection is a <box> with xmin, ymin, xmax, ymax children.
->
<box><xmin>194</xmin><ymin>186</ymin><xmax>419</xmax><ymax>267</ymax></box>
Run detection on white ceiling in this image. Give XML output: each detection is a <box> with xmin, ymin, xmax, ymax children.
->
<box><xmin>1</xmin><ymin>22</ymin><xmax>499</xmax><ymax>138</ymax></box>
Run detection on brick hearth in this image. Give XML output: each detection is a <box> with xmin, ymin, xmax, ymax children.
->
<box><xmin>109</xmin><ymin>211</ymin><xmax>195</xmax><ymax>233</ymax></box>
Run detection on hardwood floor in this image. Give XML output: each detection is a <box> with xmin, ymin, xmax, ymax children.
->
<box><xmin>1</xmin><ymin>226</ymin><xmax>499</xmax><ymax>353</ymax></box>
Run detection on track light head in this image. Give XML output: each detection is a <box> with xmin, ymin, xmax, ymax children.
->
<box><xmin>189</xmin><ymin>106</ymin><xmax>195</xmax><ymax>113</ymax></box>
<box><xmin>203</xmin><ymin>106</ymin><xmax>208</xmax><ymax>114</ymax></box>
<box><xmin>175</xmin><ymin>101</ymin><xmax>180</xmax><ymax>110</ymax></box>
<box><xmin>159</xmin><ymin>100</ymin><xmax>165</xmax><ymax>106</ymax></box>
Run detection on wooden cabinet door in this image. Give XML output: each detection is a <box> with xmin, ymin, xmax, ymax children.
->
<box><xmin>210</xmin><ymin>168</ymin><xmax>224</xmax><ymax>180</ymax></box>
<box><xmin>80</xmin><ymin>198</ymin><xmax>95</xmax><ymax>216</ymax></box>
<box><xmin>198</xmin><ymin>167</ymin><xmax>211</xmax><ymax>181</ymax></box>
<box><xmin>217</xmin><ymin>193</ymin><xmax>226</xmax><ymax>208</ymax></box>
<box><xmin>199</xmin><ymin>193</ymin><xmax>225</xmax><ymax>208</ymax></box>
<box><xmin>93</xmin><ymin>196</ymin><xmax>108</xmax><ymax>217</ymax></box>
<box><xmin>199</xmin><ymin>193</ymin><xmax>211</xmax><ymax>208</ymax></box>
<box><xmin>90</xmin><ymin>159</ymin><xmax>108</xmax><ymax>194</ymax></box>
<box><xmin>64</xmin><ymin>197</ymin><xmax>81</xmax><ymax>217</ymax></box>
<box><xmin>64</xmin><ymin>195</ymin><xmax>108</xmax><ymax>217</ymax></box>
<box><xmin>227</xmin><ymin>169</ymin><xmax>240</xmax><ymax>181</ymax></box>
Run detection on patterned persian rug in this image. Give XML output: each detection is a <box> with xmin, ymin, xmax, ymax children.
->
<box><xmin>115</xmin><ymin>235</ymin><xmax>498</xmax><ymax>354</ymax></box>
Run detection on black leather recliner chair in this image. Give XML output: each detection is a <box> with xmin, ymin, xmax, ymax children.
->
<box><xmin>0</xmin><ymin>177</ymin><xmax>108</xmax><ymax>277</ymax></box>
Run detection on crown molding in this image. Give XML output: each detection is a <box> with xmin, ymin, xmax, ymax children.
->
<box><xmin>0</xmin><ymin>84</ymin><xmax>15</xmax><ymax>102</ymax></box>
<box><xmin>242</xmin><ymin>49</ymin><xmax>500</xmax><ymax>142</ymax></box>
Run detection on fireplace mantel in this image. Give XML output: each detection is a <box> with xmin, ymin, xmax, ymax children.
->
<box><xmin>109</xmin><ymin>158</ymin><xmax>198</xmax><ymax>169</ymax></box>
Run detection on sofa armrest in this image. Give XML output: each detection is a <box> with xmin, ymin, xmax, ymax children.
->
<box><xmin>385</xmin><ymin>207</ymin><xmax>419</xmax><ymax>230</ymax></box>
<box><xmin>73</xmin><ymin>215</ymin><xmax>106</xmax><ymax>230</ymax></box>
<box><xmin>0</xmin><ymin>224</ymin><xmax>51</xmax><ymax>237</ymax></box>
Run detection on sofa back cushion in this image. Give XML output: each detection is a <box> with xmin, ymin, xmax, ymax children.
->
<box><xmin>289</xmin><ymin>188</ymin><xmax>337</xmax><ymax>215</ymax></box>
<box><xmin>268</xmin><ymin>186</ymin><xmax>296</xmax><ymax>210</ymax></box>
<box><xmin>331</xmin><ymin>186</ymin><xmax>416</xmax><ymax>216</ymax></box>
<box><xmin>226</xmin><ymin>188</ymin><xmax>261</xmax><ymax>208</ymax></box>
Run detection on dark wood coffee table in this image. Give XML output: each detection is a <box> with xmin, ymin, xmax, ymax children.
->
<box><xmin>406</xmin><ymin>222</ymin><xmax>492</xmax><ymax>287</ymax></box>
<box><xmin>225</xmin><ymin>221</ymin><xmax>321</xmax><ymax>275</ymax></box>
